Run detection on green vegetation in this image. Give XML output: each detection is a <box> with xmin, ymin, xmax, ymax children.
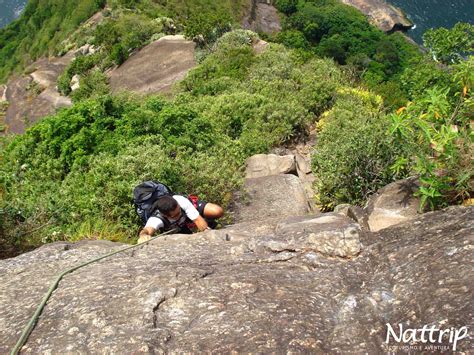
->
<box><xmin>423</xmin><ymin>22</ymin><xmax>474</xmax><ymax>64</ymax></box>
<box><xmin>0</xmin><ymin>0</ymin><xmax>106</xmax><ymax>83</ymax></box>
<box><xmin>313</xmin><ymin>47</ymin><xmax>473</xmax><ymax>211</ymax></box>
<box><xmin>0</xmin><ymin>0</ymin><xmax>251</xmax><ymax>83</ymax></box>
<box><xmin>0</xmin><ymin>32</ymin><xmax>344</xmax><ymax>253</ymax></box>
<box><xmin>312</xmin><ymin>88</ymin><xmax>405</xmax><ymax>209</ymax></box>
<box><xmin>390</xmin><ymin>57</ymin><xmax>473</xmax><ymax>210</ymax></box>
<box><xmin>273</xmin><ymin>0</ymin><xmax>423</xmax><ymax>108</ymax></box>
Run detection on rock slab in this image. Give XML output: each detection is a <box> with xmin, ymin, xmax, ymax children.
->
<box><xmin>365</xmin><ymin>177</ymin><xmax>420</xmax><ymax>232</ymax></box>
<box><xmin>108</xmin><ymin>35</ymin><xmax>196</xmax><ymax>95</ymax></box>
<box><xmin>242</xmin><ymin>2</ymin><xmax>282</xmax><ymax>34</ymax></box>
<box><xmin>245</xmin><ymin>153</ymin><xmax>296</xmax><ymax>178</ymax></box>
<box><xmin>233</xmin><ymin>174</ymin><xmax>311</xmax><ymax>223</ymax></box>
<box><xmin>0</xmin><ymin>207</ymin><xmax>472</xmax><ymax>353</ymax></box>
<box><xmin>4</xmin><ymin>53</ymin><xmax>74</xmax><ymax>134</ymax></box>
<box><xmin>275</xmin><ymin>213</ymin><xmax>363</xmax><ymax>257</ymax></box>
<box><xmin>340</xmin><ymin>0</ymin><xmax>413</xmax><ymax>32</ymax></box>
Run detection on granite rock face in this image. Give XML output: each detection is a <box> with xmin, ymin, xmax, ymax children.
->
<box><xmin>3</xmin><ymin>53</ymin><xmax>74</xmax><ymax>134</ymax></box>
<box><xmin>242</xmin><ymin>1</ymin><xmax>281</xmax><ymax>34</ymax></box>
<box><xmin>0</xmin><ymin>207</ymin><xmax>472</xmax><ymax>353</ymax></box>
<box><xmin>275</xmin><ymin>213</ymin><xmax>363</xmax><ymax>257</ymax></box>
<box><xmin>108</xmin><ymin>35</ymin><xmax>196</xmax><ymax>95</ymax></box>
<box><xmin>245</xmin><ymin>153</ymin><xmax>296</xmax><ymax>178</ymax></box>
<box><xmin>365</xmin><ymin>177</ymin><xmax>420</xmax><ymax>232</ymax></box>
<box><xmin>233</xmin><ymin>174</ymin><xmax>311</xmax><ymax>223</ymax></box>
<box><xmin>340</xmin><ymin>0</ymin><xmax>413</xmax><ymax>32</ymax></box>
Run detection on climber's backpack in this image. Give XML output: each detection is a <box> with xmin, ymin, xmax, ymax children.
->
<box><xmin>133</xmin><ymin>181</ymin><xmax>173</xmax><ymax>225</ymax></box>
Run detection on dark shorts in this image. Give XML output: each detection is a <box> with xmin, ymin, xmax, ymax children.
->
<box><xmin>187</xmin><ymin>196</ymin><xmax>217</xmax><ymax>229</ymax></box>
<box><xmin>187</xmin><ymin>194</ymin><xmax>207</xmax><ymax>216</ymax></box>
<box><xmin>196</xmin><ymin>199</ymin><xmax>207</xmax><ymax>215</ymax></box>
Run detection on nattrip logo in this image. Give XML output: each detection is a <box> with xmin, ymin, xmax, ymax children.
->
<box><xmin>385</xmin><ymin>323</ymin><xmax>470</xmax><ymax>352</ymax></box>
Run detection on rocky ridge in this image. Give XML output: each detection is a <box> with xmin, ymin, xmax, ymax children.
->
<box><xmin>3</xmin><ymin>53</ymin><xmax>73</xmax><ymax>134</ymax></box>
<box><xmin>1</xmin><ymin>9</ymin><xmax>106</xmax><ymax>135</ymax></box>
<box><xmin>0</xmin><ymin>154</ymin><xmax>472</xmax><ymax>353</ymax></box>
<box><xmin>340</xmin><ymin>0</ymin><xmax>413</xmax><ymax>32</ymax></box>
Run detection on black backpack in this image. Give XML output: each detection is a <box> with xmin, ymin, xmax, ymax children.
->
<box><xmin>133</xmin><ymin>181</ymin><xmax>173</xmax><ymax>225</ymax></box>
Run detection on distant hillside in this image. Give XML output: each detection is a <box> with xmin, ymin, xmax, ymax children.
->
<box><xmin>0</xmin><ymin>0</ymin><xmax>252</xmax><ymax>83</ymax></box>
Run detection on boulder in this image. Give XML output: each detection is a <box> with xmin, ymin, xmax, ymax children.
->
<box><xmin>295</xmin><ymin>152</ymin><xmax>312</xmax><ymax>175</ymax></box>
<box><xmin>245</xmin><ymin>154</ymin><xmax>296</xmax><ymax>178</ymax></box>
<box><xmin>275</xmin><ymin>213</ymin><xmax>363</xmax><ymax>258</ymax></box>
<box><xmin>0</xmin><ymin>85</ymin><xmax>7</xmax><ymax>102</ymax></box>
<box><xmin>252</xmin><ymin>39</ymin><xmax>269</xmax><ymax>54</ymax></box>
<box><xmin>233</xmin><ymin>174</ymin><xmax>310</xmax><ymax>223</ymax></box>
<box><xmin>365</xmin><ymin>177</ymin><xmax>420</xmax><ymax>232</ymax></box>
<box><xmin>340</xmin><ymin>0</ymin><xmax>413</xmax><ymax>32</ymax></box>
<box><xmin>0</xmin><ymin>207</ymin><xmax>472</xmax><ymax>353</ymax></box>
<box><xmin>333</xmin><ymin>204</ymin><xmax>370</xmax><ymax>231</ymax></box>
<box><xmin>294</xmin><ymin>150</ymin><xmax>317</xmax><ymax>212</ymax></box>
<box><xmin>334</xmin><ymin>203</ymin><xmax>351</xmax><ymax>215</ymax></box>
<box><xmin>347</xmin><ymin>205</ymin><xmax>370</xmax><ymax>230</ymax></box>
<box><xmin>70</xmin><ymin>74</ymin><xmax>80</xmax><ymax>91</ymax></box>
<box><xmin>242</xmin><ymin>2</ymin><xmax>281</xmax><ymax>34</ymax></box>
<box><xmin>76</xmin><ymin>44</ymin><xmax>97</xmax><ymax>56</ymax></box>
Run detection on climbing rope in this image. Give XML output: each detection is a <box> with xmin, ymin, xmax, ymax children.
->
<box><xmin>10</xmin><ymin>229</ymin><xmax>178</xmax><ymax>355</ymax></box>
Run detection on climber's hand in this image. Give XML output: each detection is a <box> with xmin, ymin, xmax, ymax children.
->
<box><xmin>194</xmin><ymin>215</ymin><xmax>209</xmax><ymax>232</ymax></box>
<box><xmin>137</xmin><ymin>234</ymin><xmax>152</xmax><ymax>244</ymax></box>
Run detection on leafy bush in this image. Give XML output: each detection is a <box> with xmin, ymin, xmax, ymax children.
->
<box><xmin>181</xmin><ymin>37</ymin><xmax>256</xmax><ymax>94</ymax></box>
<box><xmin>70</xmin><ymin>69</ymin><xmax>110</xmax><ymax>102</ymax></box>
<box><xmin>274</xmin><ymin>0</ymin><xmax>298</xmax><ymax>15</ymax></box>
<box><xmin>57</xmin><ymin>53</ymin><xmax>103</xmax><ymax>95</ymax></box>
<box><xmin>184</xmin><ymin>11</ymin><xmax>233</xmax><ymax>46</ymax></box>
<box><xmin>390</xmin><ymin>57</ymin><xmax>473</xmax><ymax>209</ymax></box>
<box><xmin>275</xmin><ymin>0</ymin><xmax>425</xmax><ymax>107</ymax></box>
<box><xmin>277</xmin><ymin>30</ymin><xmax>310</xmax><ymax>50</ymax></box>
<box><xmin>399</xmin><ymin>57</ymin><xmax>455</xmax><ymax>101</ymax></box>
<box><xmin>423</xmin><ymin>22</ymin><xmax>474</xmax><ymax>64</ymax></box>
<box><xmin>312</xmin><ymin>88</ymin><xmax>405</xmax><ymax>209</ymax></box>
<box><xmin>1</xmin><ymin>32</ymin><xmax>348</xmax><ymax>253</ymax></box>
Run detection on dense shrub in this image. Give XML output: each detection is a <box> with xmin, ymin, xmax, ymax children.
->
<box><xmin>423</xmin><ymin>22</ymin><xmax>474</xmax><ymax>64</ymax></box>
<box><xmin>312</xmin><ymin>88</ymin><xmax>406</xmax><ymax>209</ymax></box>
<box><xmin>390</xmin><ymin>57</ymin><xmax>473</xmax><ymax>209</ymax></box>
<box><xmin>1</xmin><ymin>35</ymin><xmax>347</xmax><ymax>252</ymax></box>
<box><xmin>400</xmin><ymin>57</ymin><xmax>456</xmax><ymax>100</ymax></box>
<box><xmin>69</xmin><ymin>70</ymin><xmax>110</xmax><ymax>102</ymax></box>
<box><xmin>183</xmin><ymin>11</ymin><xmax>233</xmax><ymax>46</ymax></box>
<box><xmin>275</xmin><ymin>0</ymin><xmax>425</xmax><ymax>108</ymax></box>
<box><xmin>274</xmin><ymin>0</ymin><xmax>298</xmax><ymax>15</ymax></box>
<box><xmin>57</xmin><ymin>53</ymin><xmax>103</xmax><ymax>95</ymax></box>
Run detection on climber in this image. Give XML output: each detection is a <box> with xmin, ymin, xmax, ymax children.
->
<box><xmin>137</xmin><ymin>194</ymin><xmax>224</xmax><ymax>244</ymax></box>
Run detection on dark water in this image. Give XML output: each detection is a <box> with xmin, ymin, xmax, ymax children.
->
<box><xmin>385</xmin><ymin>0</ymin><xmax>474</xmax><ymax>44</ymax></box>
<box><xmin>0</xmin><ymin>0</ymin><xmax>27</xmax><ymax>28</ymax></box>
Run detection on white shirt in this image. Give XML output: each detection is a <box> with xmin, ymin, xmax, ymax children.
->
<box><xmin>145</xmin><ymin>195</ymin><xmax>200</xmax><ymax>230</ymax></box>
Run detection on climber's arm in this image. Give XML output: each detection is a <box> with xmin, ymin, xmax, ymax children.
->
<box><xmin>137</xmin><ymin>226</ymin><xmax>156</xmax><ymax>243</ymax></box>
<box><xmin>193</xmin><ymin>215</ymin><xmax>209</xmax><ymax>232</ymax></box>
